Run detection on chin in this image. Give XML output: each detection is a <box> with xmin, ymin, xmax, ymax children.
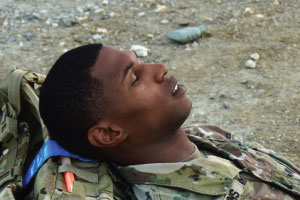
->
<box><xmin>170</xmin><ymin>98</ymin><xmax>192</xmax><ymax>131</ymax></box>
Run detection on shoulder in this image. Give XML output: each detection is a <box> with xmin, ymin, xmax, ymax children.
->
<box><xmin>184</xmin><ymin>124</ymin><xmax>234</xmax><ymax>141</ymax></box>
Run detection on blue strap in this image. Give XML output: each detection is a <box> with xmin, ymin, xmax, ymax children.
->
<box><xmin>23</xmin><ymin>139</ymin><xmax>96</xmax><ymax>186</ymax></box>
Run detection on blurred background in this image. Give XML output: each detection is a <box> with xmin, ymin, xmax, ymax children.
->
<box><xmin>0</xmin><ymin>0</ymin><xmax>299</xmax><ymax>167</ymax></box>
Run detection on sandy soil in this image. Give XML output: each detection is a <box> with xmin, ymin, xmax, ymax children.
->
<box><xmin>1</xmin><ymin>0</ymin><xmax>299</xmax><ymax>167</ymax></box>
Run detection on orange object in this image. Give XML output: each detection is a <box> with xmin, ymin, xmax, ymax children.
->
<box><xmin>61</xmin><ymin>157</ymin><xmax>75</xmax><ymax>192</ymax></box>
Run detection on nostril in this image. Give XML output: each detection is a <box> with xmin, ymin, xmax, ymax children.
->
<box><xmin>157</xmin><ymin>64</ymin><xmax>168</xmax><ymax>82</ymax></box>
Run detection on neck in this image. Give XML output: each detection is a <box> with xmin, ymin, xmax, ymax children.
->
<box><xmin>111</xmin><ymin>128</ymin><xmax>195</xmax><ymax>166</ymax></box>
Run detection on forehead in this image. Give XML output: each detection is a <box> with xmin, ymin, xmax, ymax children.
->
<box><xmin>91</xmin><ymin>46</ymin><xmax>134</xmax><ymax>80</ymax></box>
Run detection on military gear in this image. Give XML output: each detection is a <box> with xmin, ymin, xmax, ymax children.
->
<box><xmin>118</xmin><ymin>125</ymin><xmax>300</xmax><ymax>199</ymax></box>
<box><xmin>0</xmin><ymin>68</ymin><xmax>130</xmax><ymax>199</ymax></box>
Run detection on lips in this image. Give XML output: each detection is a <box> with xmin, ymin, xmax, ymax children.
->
<box><xmin>170</xmin><ymin>76</ymin><xmax>178</xmax><ymax>95</ymax></box>
<box><xmin>170</xmin><ymin>76</ymin><xmax>186</xmax><ymax>97</ymax></box>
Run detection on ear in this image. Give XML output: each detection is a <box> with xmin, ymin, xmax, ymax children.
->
<box><xmin>87</xmin><ymin>120</ymin><xmax>128</xmax><ymax>148</ymax></box>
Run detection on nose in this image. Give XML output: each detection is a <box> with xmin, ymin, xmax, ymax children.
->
<box><xmin>153</xmin><ymin>63</ymin><xmax>168</xmax><ymax>83</ymax></box>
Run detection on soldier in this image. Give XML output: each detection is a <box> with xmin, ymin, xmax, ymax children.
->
<box><xmin>40</xmin><ymin>44</ymin><xmax>300</xmax><ymax>199</ymax></box>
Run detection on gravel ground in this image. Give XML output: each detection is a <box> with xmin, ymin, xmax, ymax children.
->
<box><xmin>1</xmin><ymin>0</ymin><xmax>299</xmax><ymax>167</ymax></box>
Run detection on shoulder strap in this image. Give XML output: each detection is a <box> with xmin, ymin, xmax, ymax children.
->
<box><xmin>7</xmin><ymin>69</ymin><xmax>27</xmax><ymax>115</ymax></box>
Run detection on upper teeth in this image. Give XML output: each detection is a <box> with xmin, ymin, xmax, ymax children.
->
<box><xmin>173</xmin><ymin>84</ymin><xmax>178</xmax><ymax>93</ymax></box>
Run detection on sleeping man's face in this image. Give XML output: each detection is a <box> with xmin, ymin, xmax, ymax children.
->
<box><xmin>91</xmin><ymin>46</ymin><xmax>192</xmax><ymax>147</ymax></box>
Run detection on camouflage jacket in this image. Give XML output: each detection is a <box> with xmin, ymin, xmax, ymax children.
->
<box><xmin>118</xmin><ymin>125</ymin><xmax>300</xmax><ymax>200</ymax></box>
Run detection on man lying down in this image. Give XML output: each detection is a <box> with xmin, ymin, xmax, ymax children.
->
<box><xmin>39</xmin><ymin>44</ymin><xmax>300</xmax><ymax>199</ymax></box>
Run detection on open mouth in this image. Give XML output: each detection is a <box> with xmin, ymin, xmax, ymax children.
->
<box><xmin>170</xmin><ymin>76</ymin><xmax>185</xmax><ymax>96</ymax></box>
<box><xmin>173</xmin><ymin>84</ymin><xmax>179</xmax><ymax>95</ymax></box>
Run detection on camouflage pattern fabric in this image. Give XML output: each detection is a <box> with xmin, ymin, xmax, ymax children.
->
<box><xmin>118</xmin><ymin>125</ymin><xmax>300</xmax><ymax>200</ymax></box>
<box><xmin>33</xmin><ymin>158</ymin><xmax>130</xmax><ymax>200</ymax></box>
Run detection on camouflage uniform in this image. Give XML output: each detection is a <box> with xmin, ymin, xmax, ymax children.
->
<box><xmin>119</xmin><ymin>125</ymin><xmax>300</xmax><ymax>200</ymax></box>
<box><xmin>32</xmin><ymin>158</ymin><xmax>130</xmax><ymax>200</ymax></box>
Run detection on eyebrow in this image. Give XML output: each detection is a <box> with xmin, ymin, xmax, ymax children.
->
<box><xmin>122</xmin><ymin>61</ymin><xmax>134</xmax><ymax>83</ymax></box>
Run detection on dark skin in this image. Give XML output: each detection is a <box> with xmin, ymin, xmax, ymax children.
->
<box><xmin>88</xmin><ymin>46</ymin><xmax>195</xmax><ymax>166</ymax></box>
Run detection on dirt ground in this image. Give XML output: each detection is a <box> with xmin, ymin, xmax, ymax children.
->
<box><xmin>1</xmin><ymin>0</ymin><xmax>299</xmax><ymax>167</ymax></box>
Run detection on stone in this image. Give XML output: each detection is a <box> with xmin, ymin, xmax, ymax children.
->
<box><xmin>250</xmin><ymin>52</ymin><xmax>260</xmax><ymax>61</ymax></box>
<box><xmin>94</xmin><ymin>8</ymin><xmax>104</xmax><ymax>14</ymax></box>
<box><xmin>59</xmin><ymin>41</ymin><xmax>66</xmax><ymax>47</ymax></box>
<box><xmin>178</xmin><ymin>20</ymin><xmax>190</xmax><ymax>26</ymax></box>
<box><xmin>76</xmin><ymin>15</ymin><xmax>89</xmax><ymax>23</ymax></box>
<box><xmin>109</xmin><ymin>12</ymin><xmax>116</xmax><ymax>17</ymax></box>
<box><xmin>273</xmin><ymin>0</ymin><xmax>280</xmax><ymax>5</ymax></box>
<box><xmin>160</xmin><ymin>19</ymin><xmax>169</xmax><ymax>24</ymax></box>
<box><xmin>92</xmin><ymin>34</ymin><xmax>102</xmax><ymax>40</ymax></box>
<box><xmin>52</xmin><ymin>23</ymin><xmax>59</xmax><ymax>27</ymax></box>
<box><xmin>223</xmin><ymin>103</ymin><xmax>230</xmax><ymax>109</ymax></box>
<box><xmin>147</xmin><ymin>33</ymin><xmax>154</xmax><ymax>39</ymax></box>
<box><xmin>102</xmin><ymin>0</ymin><xmax>109</xmax><ymax>5</ymax></box>
<box><xmin>244</xmin><ymin>7</ymin><xmax>254</xmax><ymax>15</ymax></box>
<box><xmin>7</xmin><ymin>36</ymin><xmax>15</xmax><ymax>42</ymax></box>
<box><xmin>245</xmin><ymin>59</ymin><xmax>256</xmax><ymax>68</ymax></box>
<box><xmin>255</xmin><ymin>14</ymin><xmax>264</xmax><ymax>19</ymax></box>
<box><xmin>95</xmin><ymin>28</ymin><xmax>107</xmax><ymax>33</ymax></box>
<box><xmin>130</xmin><ymin>45</ymin><xmax>150</xmax><ymax>57</ymax></box>
<box><xmin>138</xmin><ymin>12</ymin><xmax>145</xmax><ymax>17</ymax></box>
<box><xmin>155</xmin><ymin>5</ymin><xmax>167</xmax><ymax>13</ymax></box>
<box><xmin>60</xmin><ymin>18</ymin><xmax>72</xmax><ymax>27</ymax></box>
<box><xmin>45</xmin><ymin>18</ymin><xmax>51</xmax><ymax>25</ymax></box>
<box><xmin>192</xmin><ymin>41</ymin><xmax>198</xmax><ymax>47</ymax></box>
<box><xmin>24</xmin><ymin>32</ymin><xmax>33</xmax><ymax>40</ymax></box>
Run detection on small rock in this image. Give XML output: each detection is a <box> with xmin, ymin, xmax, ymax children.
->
<box><xmin>102</xmin><ymin>0</ymin><xmax>109</xmax><ymax>5</ymax></box>
<box><xmin>184</xmin><ymin>44</ymin><xmax>191</xmax><ymax>51</ymax></box>
<box><xmin>60</xmin><ymin>18</ymin><xmax>72</xmax><ymax>27</ymax></box>
<box><xmin>130</xmin><ymin>45</ymin><xmax>150</xmax><ymax>57</ymax></box>
<box><xmin>168</xmin><ymin>25</ymin><xmax>206</xmax><ymax>44</ymax></box>
<box><xmin>76</xmin><ymin>6</ymin><xmax>84</xmax><ymax>13</ymax></box>
<box><xmin>7</xmin><ymin>36</ymin><xmax>15</xmax><ymax>42</ymax></box>
<box><xmin>245</xmin><ymin>59</ymin><xmax>256</xmax><ymax>68</ymax></box>
<box><xmin>95</xmin><ymin>28</ymin><xmax>107</xmax><ymax>33</ymax></box>
<box><xmin>138</xmin><ymin>12</ymin><xmax>145</xmax><ymax>17</ymax></box>
<box><xmin>52</xmin><ymin>23</ymin><xmax>58</xmax><ymax>27</ymax></box>
<box><xmin>223</xmin><ymin>103</ymin><xmax>230</xmax><ymax>109</ymax></box>
<box><xmin>24</xmin><ymin>32</ymin><xmax>33</xmax><ymax>40</ymax></box>
<box><xmin>178</xmin><ymin>20</ymin><xmax>190</xmax><ymax>26</ymax></box>
<box><xmin>2</xmin><ymin>18</ymin><xmax>8</xmax><ymax>27</ymax></box>
<box><xmin>109</xmin><ymin>12</ymin><xmax>116</xmax><ymax>17</ymax></box>
<box><xmin>192</xmin><ymin>41</ymin><xmax>198</xmax><ymax>47</ymax></box>
<box><xmin>92</xmin><ymin>34</ymin><xmax>102</xmax><ymax>40</ymax></box>
<box><xmin>250</xmin><ymin>52</ymin><xmax>260</xmax><ymax>61</ymax></box>
<box><xmin>101</xmin><ymin>15</ymin><xmax>109</xmax><ymax>20</ymax></box>
<box><xmin>40</xmin><ymin>9</ymin><xmax>48</xmax><ymax>14</ymax></box>
<box><xmin>59</xmin><ymin>41</ymin><xmax>66</xmax><ymax>47</ymax></box>
<box><xmin>31</xmin><ymin>12</ymin><xmax>43</xmax><ymax>20</ymax></box>
<box><xmin>244</xmin><ymin>7</ymin><xmax>254</xmax><ymax>15</ymax></box>
<box><xmin>160</xmin><ymin>19</ymin><xmax>169</xmax><ymax>24</ymax></box>
<box><xmin>40</xmin><ymin>33</ymin><xmax>51</xmax><ymax>39</ymax></box>
<box><xmin>255</xmin><ymin>14</ymin><xmax>264</xmax><ymax>19</ymax></box>
<box><xmin>147</xmin><ymin>33</ymin><xmax>154</xmax><ymax>39</ymax></box>
<box><xmin>94</xmin><ymin>8</ymin><xmax>104</xmax><ymax>14</ymax></box>
<box><xmin>273</xmin><ymin>0</ymin><xmax>280</xmax><ymax>5</ymax></box>
<box><xmin>76</xmin><ymin>15</ymin><xmax>89</xmax><ymax>23</ymax></box>
<box><xmin>45</xmin><ymin>18</ymin><xmax>51</xmax><ymax>25</ymax></box>
<box><xmin>216</xmin><ymin>0</ymin><xmax>222</xmax><ymax>4</ymax></box>
<box><xmin>241</xmin><ymin>80</ymin><xmax>248</xmax><ymax>84</ymax></box>
<box><xmin>155</xmin><ymin>5</ymin><xmax>167</xmax><ymax>13</ymax></box>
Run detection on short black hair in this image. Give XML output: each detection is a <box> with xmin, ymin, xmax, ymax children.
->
<box><xmin>39</xmin><ymin>43</ymin><xmax>106</xmax><ymax>159</ymax></box>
